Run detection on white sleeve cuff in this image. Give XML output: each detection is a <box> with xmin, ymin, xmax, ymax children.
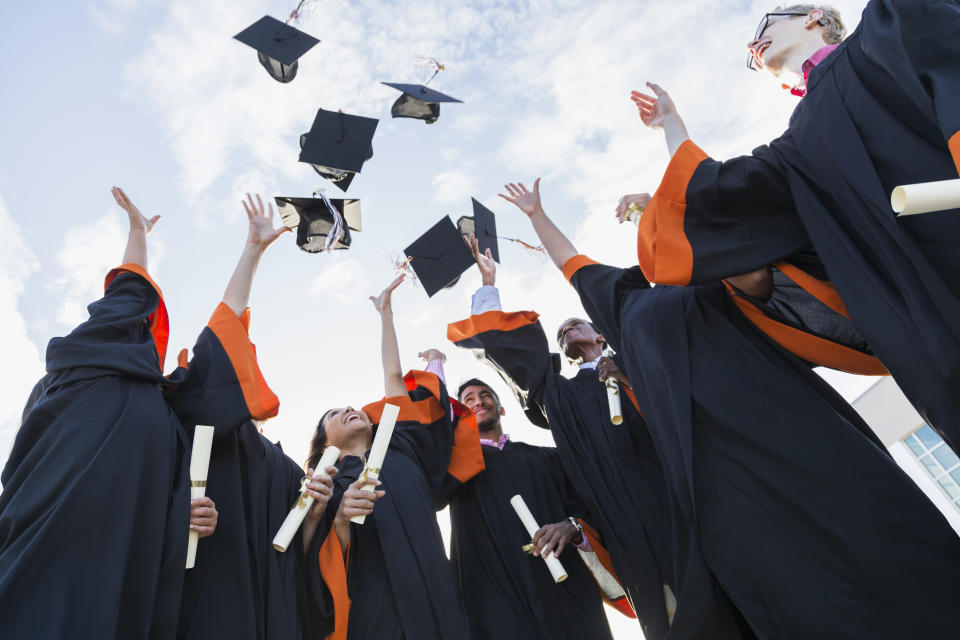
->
<box><xmin>471</xmin><ymin>286</ymin><xmax>502</xmax><ymax>315</ymax></box>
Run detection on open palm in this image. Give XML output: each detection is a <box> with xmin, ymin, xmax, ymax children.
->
<box><xmin>630</xmin><ymin>82</ymin><xmax>677</xmax><ymax>130</ymax></box>
<box><xmin>241</xmin><ymin>193</ymin><xmax>290</xmax><ymax>250</ymax></box>
<box><xmin>112</xmin><ymin>187</ymin><xmax>160</xmax><ymax>234</ymax></box>
<box><xmin>370</xmin><ymin>274</ymin><xmax>406</xmax><ymax>314</ymax></box>
<box><xmin>498</xmin><ymin>179</ymin><xmax>542</xmax><ymax>217</ymax></box>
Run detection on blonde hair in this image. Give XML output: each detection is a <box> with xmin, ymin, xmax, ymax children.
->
<box><xmin>775</xmin><ymin>4</ymin><xmax>846</xmax><ymax>44</ymax></box>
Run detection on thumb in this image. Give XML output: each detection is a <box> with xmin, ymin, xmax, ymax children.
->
<box><xmin>149</xmin><ymin>215</ymin><xmax>162</xmax><ymax>226</ymax></box>
<box><xmin>485</xmin><ymin>248</ymin><xmax>493</xmax><ymax>260</ymax></box>
<box><xmin>646</xmin><ymin>81</ymin><xmax>665</xmax><ymax>96</ymax></box>
<box><xmin>533</xmin><ymin>177</ymin><xmax>541</xmax><ymax>195</ymax></box>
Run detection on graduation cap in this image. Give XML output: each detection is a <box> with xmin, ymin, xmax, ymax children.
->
<box><xmin>404</xmin><ymin>216</ymin><xmax>475</xmax><ymax>297</ymax></box>
<box><xmin>299</xmin><ymin>108</ymin><xmax>379</xmax><ymax>193</ymax></box>
<box><xmin>381</xmin><ymin>83</ymin><xmax>463</xmax><ymax>124</ymax></box>
<box><xmin>234</xmin><ymin>16</ymin><xmax>320</xmax><ymax>83</ymax></box>
<box><xmin>275</xmin><ymin>194</ymin><xmax>361</xmax><ymax>253</ymax></box>
<box><xmin>456</xmin><ymin>198</ymin><xmax>500</xmax><ymax>263</ymax></box>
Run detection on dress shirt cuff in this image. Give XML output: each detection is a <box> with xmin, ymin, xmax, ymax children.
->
<box><xmin>471</xmin><ymin>286</ymin><xmax>502</xmax><ymax>315</ymax></box>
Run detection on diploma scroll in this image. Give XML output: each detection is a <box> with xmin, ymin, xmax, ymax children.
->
<box><xmin>351</xmin><ymin>403</ymin><xmax>400</xmax><ymax>525</ymax></box>
<box><xmin>891</xmin><ymin>179</ymin><xmax>960</xmax><ymax>216</ymax></box>
<box><xmin>601</xmin><ymin>348</ymin><xmax>622</xmax><ymax>425</ymax></box>
<box><xmin>186</xmin><ymin>425</ymin><xmax>215</xmax><ymax>569</ymax></box>
<box><xmin>509</xmin><ymin>494</ymin><xmax>568</xmax><ymax>583</ymax></box>
<box><xmin>273</xmin><ymin>445</ymin><xmax>341</xmax><ymax>552</ymax></box>
<box><xmin>605</xmin><ymin>378</ymin><xmax>623</xmax><ymax>426</ymax></box>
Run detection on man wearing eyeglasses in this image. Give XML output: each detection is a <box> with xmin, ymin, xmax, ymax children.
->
<box><xmin>630</xmin><ymin>0</ymin><xmax>960</xmax><ymax>466</ymax></box>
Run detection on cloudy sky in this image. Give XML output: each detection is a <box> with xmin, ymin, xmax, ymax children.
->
<box><xmin>1</xmin><ymin>0</ymin><xmax>875</xmax><ymax>635</ymax></box>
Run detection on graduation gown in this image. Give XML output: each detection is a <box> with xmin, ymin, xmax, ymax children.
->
<box><xmin>637</xmin><ymin>0</ymin><xmax>960</xmax><ymax>448</ymax></box>
<box><xmin>0</xmin><ymin>264</ymin><xmax>278</xmax><ymax>638</ymax></box>
<box><xmin>448</xmin><ymin>310</ymin><xmax>673</xmax><ymax>637</ymax></box>
<box><xmin>308</xmin><ymin>370</ymin><xmax>484</xmax><ymax>640</ymax></box>
<box><xmin>442</xmin><ymin>434</ymin><xmax>615</xmax><ymax>640</ymax></box>
<box><xmin>165</xmin><ymin>305</ymin><xmax>312</xmax><ymax>640</ymax></box>
<box><xmin>565</xmin><ymin>254</ymin><xmax>960</xmax><ymax>639</ymax></box>
<box><xmin>175</xmin><ymin>424</ymin><xmax>310</xmax><ymax>640</ymax></box>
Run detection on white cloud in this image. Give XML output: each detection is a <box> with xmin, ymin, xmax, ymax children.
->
<box><xmin>0</xmin><ymin>193</ymin><xmax>45</xmax><ymax>462</ymax></box>
<box><xmin>432</xmin><ymin>170</ymin><xmax>476</xmax><ymax>205</ymax></box>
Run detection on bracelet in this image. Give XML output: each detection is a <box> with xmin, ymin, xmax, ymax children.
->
<box><xmin>568</xmin><ymin>516</ymin><xmax>583</xmax><ymax>543</ymax></box>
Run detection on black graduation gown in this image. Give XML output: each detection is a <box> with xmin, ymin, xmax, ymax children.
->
<box><xmin>443</xmin><ymin>436</ymin><xmax>614</xmax><ymax>640</ymax></box>
<box><xmin>637</xmin><ymin>0</ymin><xmax>960</xmax><ymax>449</ymax></box>
<box><xmin>307</xmin><ymin>371</ymin><xmax>484</xmax><ymax>640</ymax></box>
<box><xmin>567</xmin><ymin>255</ymin><xmax>960</xmax><ymax>639</ymax></box>
<box><xmin>165</xmin><ymin>304</ymin><xmax>313</xmax><ymax>640</ymax></box>
<box><xmin>175</xmin><ymin>423</ymin><xmax>310</xmax><ymax>640</ymax></box>
<box><xmin>448</xmin><ymin>310</ymin><xmax>672</xmax><ymax>637</ymax></box>
<box><xmin>0</xmin><ymin>266</ymin><xmax>172</xmax><ymax>637</ymax></box>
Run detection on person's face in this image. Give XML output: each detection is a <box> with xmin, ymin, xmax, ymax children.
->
<box><xmin>557</xmin><ymin>317</ymin><xmax>602</xmax><ymax>359</ymax></box>
<box><xmin>459</xmin><ymin>385</ymin><xmax>503</xmax><ymax>432</ymax></box>
<box><xmin>746</xmin><ymin>11</ymin><xmax>818</xmax><ymax>76</ymax></box>
<box><xmin>322</xmin><ymin>406</ymin><xmax>373</xmax><ymax>448</ymax></box>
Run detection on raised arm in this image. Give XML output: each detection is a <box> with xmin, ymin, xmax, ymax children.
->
<box><xmin>631</xmin><ymin>82</ymin><xmax>690</xmax><ymax>158</ymax></box>
<box><xmin>222</xmin><ymin>193</ymin><xmax>291</xmax><ymax>316</ymax></box>
<box><xmin>498</xmin><ymin>179</ymin><xmax>577</xmax><ymax>270</ymax></box>
<box><xmin>369</xmin><ymin>275</ymin><xmax>408</xmax><ymax>398</ymax></box>
<box><xmin>112</xmin><ymin>187</ymin><xmax>160</xmax><ymax>270</ymax></box>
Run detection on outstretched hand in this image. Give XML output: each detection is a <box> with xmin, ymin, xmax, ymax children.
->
<box><xmin>241</xmin><ymin>193</ymin><xmax>290</xmax><ymax>252</ymax></box>
<box><xmin>418</xmin><ymin>348</ymin><xmax>446</xmax><ymax>363</ymax></box>
<box><xmin>615</xmin><ymin>193</ymin><xmax>652</xmax><ymax>224</ymax></box>
<box><xmin>498</xmin><ymin>179</ymin><xmax>543</xmax><ymax>217</ymax></box>
<box><xmin>370</xmin><ymin>274</ymin><xmax>405</xmax><ymax>315</ymax></box>
<box><xmin>466</xmin><ymin>233</ymin><xmax>496</xmax><ymax>286</ymax></box>
<box><xmin>112</xmin><ymin>187</ymin><xmax>161</xmax><ymax>234</ymax></box>
<box><xmin>630</xmin><ymin>82</ymin><xmax>679</xmax><ymax>130</ymax></box>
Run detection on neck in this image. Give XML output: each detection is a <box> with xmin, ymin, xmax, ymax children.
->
<box><xmin>579</xmin><ymin>343</ymin><xmax>604</xmax><ymax>363</ymax></box>
<box><xmin>338</xmin><ymin>435</ymin><xmax>372</xmax><ymax>460</ymax></box>
<box><xmin>479</xmin><ymin>422</ymin><xmax>503</xmax><ymax>441</ymax></box>
<box><xmin>774</xmin><ymin>35</ymin><xmax>827</xmax><ymax>87</ymax></box>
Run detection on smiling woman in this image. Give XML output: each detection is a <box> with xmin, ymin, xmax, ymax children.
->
<box><xmin>303</xmin><ymin>275</ymin><xmax>484</xmax><ymax>640</ymax></box>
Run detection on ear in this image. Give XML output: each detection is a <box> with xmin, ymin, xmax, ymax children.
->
<box><xmin>805</xmin><ymin>9</ymin><xmax>823</xmax><ymax>28</ymax></box>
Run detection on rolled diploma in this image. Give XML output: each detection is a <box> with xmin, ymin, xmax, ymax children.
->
<box><xmin>509</xmin><ymin>494</ymin><xmax>568</xmax><ymax>583</ymax></box>
<box><xmin>272</xmin><ymin>445</ymin><xmax>341</xmax><ymax>552</ymax></box>
<box><xmin>627</xmin><ymin>203</ymin><xmax>644</xmax><ymax>225</ymax></box>
<box><xmin>892</xmin><ymin>179</ymin><xmax>960</xmax><ymax>216</ymax></box>
<box><xmin>186</xmin><ymin>425</ymin><xmax>215</xmax><ymax>569</ymax></box>
<box><xmin>351</xmin><ymin>403</ymin><xmax>400</xmax><ymax>525</ymax></box>
<box><xmin>605</xmin><ymin>378</ymin><xmax>623</xmax><ymax>426</ymax></box>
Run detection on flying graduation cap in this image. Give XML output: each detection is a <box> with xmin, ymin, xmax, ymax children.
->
<box><xmin>403</xmin><ymin>216</ymin><xmax>476</xmax><ymax>297</ymax></box>
<box><xmin>381</xmin><ymin>83</ymin><xmax>463</xmax><ymax>124</ymax></box>
<box><xmin>456</xmin><ymin>198</ymin><xmax>500</xmax><ymax>263</ymax></box>
<box><xmin>299</xmin><ymin>108</ymin><xmax>379</xmax><ymax>192</ymax></box>
<box><xmin>276</xmin><ymin>194</ymin><xmax>361</xmax><ymax>253</ymax></box>
<box><xmin>234</xmin><ymin>15</ymin><xmax>320</xmax><ymax>83</ymax></box>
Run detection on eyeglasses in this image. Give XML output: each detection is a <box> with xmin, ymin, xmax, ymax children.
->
<box><xmin>746</xmin><ymin>12</ymin><xmax>809</xmax><ymax>70</ymax></box>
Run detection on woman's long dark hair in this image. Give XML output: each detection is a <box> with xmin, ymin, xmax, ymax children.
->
<box><xmin>306</xmin><ymin>408</ymin><xmax>337</xmax><ymax>471</ymax></box>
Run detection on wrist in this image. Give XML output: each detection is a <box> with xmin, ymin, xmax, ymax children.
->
<box><xmin>481</xmin><ymin>275</ymin><xmax>495</xmax><ymax>287</ymax></box>
<box><xmin>567</xmin><ymin>516</ymin><xmax>583</xmax><ymax>543</ymax></box>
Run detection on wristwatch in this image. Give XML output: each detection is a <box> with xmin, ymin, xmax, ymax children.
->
<box><xmin>568</xmin><ymin>516</ymin><xmax>584</xmax><ymax>544</ymax></box>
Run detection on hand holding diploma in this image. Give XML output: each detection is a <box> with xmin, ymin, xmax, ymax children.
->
<box><xmin>273</xmin><ymin>445</ymin><xmax>340</xmax><ymax>552</ymax></box>
<box><xmin>189</xmin><ymin>497</ymin><xmax>218</xmax><ymax>539</ymax></box>
<box><xmin>598</xmin><ymin>355</ymin><xmax>627</xmax><ymax>425</ymax></box>
<box><xmin>351</xmin><ymin>403</ymin><xmax>400</xmax><ymax>525</ymax></box>
<box><xmin>510</xmin><ymin>494</ymin><xmax>568</xmax><ymax>583</ymax></box>
<box><xmin>615</xmin><ymin>193</ymin><xmax>651</xmax><ymax>225</ymax></box>
<box><xmin>186</xmin><ymin>425</ymin><xmax>215</xmax><ymax>569</ymax></box>
<box><xmin>531</xmin><ymin>519</ymin><xmax>582</xmax><ymax>559</ymax></box>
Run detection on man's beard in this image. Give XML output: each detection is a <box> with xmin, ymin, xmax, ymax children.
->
<box><xmin>476</xmin><ymin>412</ymin><xmax>499</xmax><ymax>433</ymax></box>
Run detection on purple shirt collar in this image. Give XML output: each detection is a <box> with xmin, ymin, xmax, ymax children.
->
<box><xmin>479</xmin><ymin>433</ymin><xmax>509</xmax><ymax>450</ymax></box>
<box><xmin>791</xmin><ymin>44</ymin><xmax>838</xmax><ymax>97</ymax></box>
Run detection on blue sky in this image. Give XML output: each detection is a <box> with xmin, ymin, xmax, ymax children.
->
<box><xmin>0</xmin><ymin>1</ymin><xmax>874</xmax><ymax>633</ymax></box>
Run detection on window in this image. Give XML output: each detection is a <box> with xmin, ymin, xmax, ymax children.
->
<box><xmin>902</xmin><ymin>425</ymin><xmax>960</xmax><ymax>513</ymax></box>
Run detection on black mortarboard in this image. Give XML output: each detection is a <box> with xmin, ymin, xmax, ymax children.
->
<box><xmin>234</xmin><ymin>16</ymin><xmax>320</xmax><ymax>83</ymax></box>
<box><xmin>299</xmin><ymin>108</ymin><xmax>378</xmax><ymax>193</ymax></box>
<box><xmin>456</xmin><ymin>198</ymin><xmax>500</xmax><ymax>263</ymax></box>
<box><xmin>381</xmin><ymin>82</ymin><xmax>463</xmax><ymax>124</ymax></box>
<box><xmin>404</xmin><ymin>216</ymin><xmax>475</xmax><ymax>297</ymax></box>
<box><xmin>275</xmin><ymin>195</ymin><xmax>361</xmax><ymax>253</ymax></box>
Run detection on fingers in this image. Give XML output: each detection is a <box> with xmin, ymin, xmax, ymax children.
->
<box><xmin>255</xmin><ymin>193</ymin><xmax>264</xmax><ymax>216</ymax></box>
<box><xmin>242</xmin><ymin>194</ymin><xmax>253</xmax><ymax>219</ymax></box>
